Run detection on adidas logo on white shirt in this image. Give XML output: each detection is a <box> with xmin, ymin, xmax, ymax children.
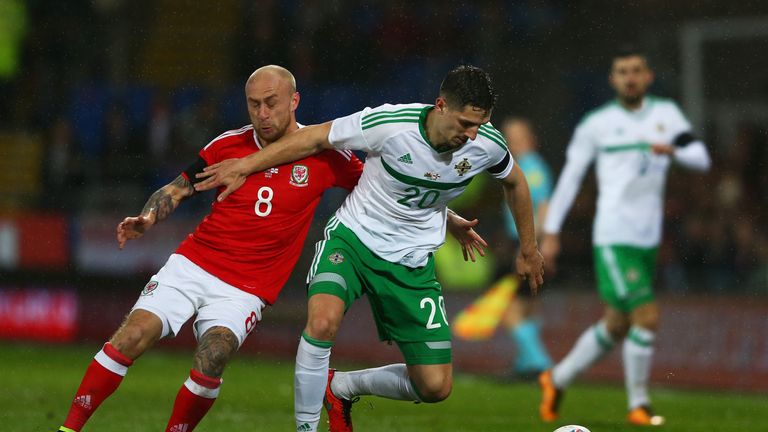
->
<box><xmin>397</xmin><ymin>153</ymin><xmax>413</xmax><ymax>164</ymax></box>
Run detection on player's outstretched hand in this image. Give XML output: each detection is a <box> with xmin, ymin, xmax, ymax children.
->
<box><xmin>194</xmin><ymin>158</ymin><xmax>247</xmax><ymax>202</ymax></box>
<box><xmin>446</xmin><ymin>213</ymin><xmax>488</xmax><ymax>262</ymax></box>
<box><xmin>117</xmin><ymin>214</ymin><xmax>155</xmax><ymax>249</ymax></box>
<box><xmin>516</xmin><ymin>248</ymin><xmax>545</xmax><ymax>294</ymax></box>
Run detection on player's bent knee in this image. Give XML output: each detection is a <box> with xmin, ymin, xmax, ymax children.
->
<box><xmin>305</xmin><ymin>316</ymin><xmax>340</xmax><ymax>341</ymax></box>
<box><xmin>411</xmin><ymin>370</ymin><xmax>452</xmax><ymax>403</ymax></box>
<box><xmin>110</xmin><ymin>311</ymin><xmax>162</xmax><ymax>358</ymax></box>
<box><xmin>607</xmin><ymin>323</ymin><xmax>629</xmax><ymax>340</ymax></box>
<box><xmin>416</xmin><ymin>381</ymin><xmax>452</xmax><ymax>403</ymax></box>
<box><xmin>407</xmin><ymin>363</ymin><xmax>452</xmax><ymax>402</ymax></box>
<box><xmin>631</xmin><ymin>305</ymin><xmax>660</xmax><ymax>331</ymax></box>
<box><xmin>604</xmin><ymin>311</ymin><xmax>631</xmax><ymax>339</ymax></box>
<box><xmin>110</xmin><ymin>324</ymin><xmax>153</xmax><ymax>357</ymax></box>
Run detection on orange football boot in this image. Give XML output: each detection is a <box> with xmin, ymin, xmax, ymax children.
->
<box><xmin>324</xmin><ymin>369</ymin><xmax>358</xmax><ymax>432</ymax></box>
<box><xmin>628</xmin><ymin>405</ymin><xmax>665</xmax><ymax>426</ymax></box>
<box><xmin>539</xmin><ymin>369</ymin><xmax>563</xmax><ymax>422</ymax></box>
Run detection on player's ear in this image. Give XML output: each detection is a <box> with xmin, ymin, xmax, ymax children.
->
<box><xmin>291</xmin><ymin>91</ymin><xmax>300</xmax><ymax>112</ymax></box>
<box><xmin>435</xmin><ymin>96</ymin><xmax>447</xmax><ymax>113</ymax></box>
<box><xmin>646</xmin><ymin>70</ymin><xmax>655</xmax><ymax>86</ymax></box>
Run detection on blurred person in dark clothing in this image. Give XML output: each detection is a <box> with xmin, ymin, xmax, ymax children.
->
<box><xmin>42</xmin><ymin>118</ymin><xmax>82</xmax><ymax>210</ymax></box>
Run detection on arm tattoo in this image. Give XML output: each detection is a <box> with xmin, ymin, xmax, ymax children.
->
<box><xmin>193</xmin><ymin>326</ymin><xmax>239</xmax><ymax>377</ymax></box>
<box><xmin>170</xmin><ymin>174</ymin><xmax>195</xmax><ymax>194</ymax></box>
<box><xmin>141</xmin><ymin>189</ymin><xmax>174</xmax><ymax>221</ymax></box>
<box><xmin>140</xmin><ymin>175</ymin><xmax>193</xmax><ymax>222</ymax></box>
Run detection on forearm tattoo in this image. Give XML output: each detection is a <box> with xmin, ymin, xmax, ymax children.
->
<box><xmin>140</xmin><ymin>175</ymin><xmax>193</xmax><ymax>222</ymax></box>
<box><xmin>194</xmin><ymin>326</ymin><xmax>239</xmax><ymax>377</ymax></box>
<box><xmin>170</xmin><ymin>174</ymin><xmax>195</xmax><ymax>194</ymax></box>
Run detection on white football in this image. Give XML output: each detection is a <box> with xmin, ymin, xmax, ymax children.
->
<box><xmin>553</xmin><ymin>426</ymin><xmax>591</xmax><ymax>432</ymax></box>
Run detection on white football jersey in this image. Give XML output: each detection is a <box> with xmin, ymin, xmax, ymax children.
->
<box><xmin>544</xmin><ymin>96</ymin><xmax>700</xmax><ymax>247</ymax></box>
<box><xmin>329</xmin><ymin>103</ymin><xmax>513</xmax><ymax>267</ymax></box>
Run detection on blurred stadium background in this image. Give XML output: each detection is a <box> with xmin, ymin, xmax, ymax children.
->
<box><xmin>1</xmin><ymin>0</ymin><xmax>767</xmax><ymax>429</ymax></box>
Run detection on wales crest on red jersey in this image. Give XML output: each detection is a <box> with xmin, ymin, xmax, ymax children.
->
<box><xmin>290</xmin><ymin>164</ymin><xmax>309</xmax><ymax>187</ymax></box>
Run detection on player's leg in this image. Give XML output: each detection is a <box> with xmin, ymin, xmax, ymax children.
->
<box><xmin>165</xmin><ymin>266</ymin><xmax>265</xmax><ymax>432</ymax></box>
<box><xmin>406</xmin><ymin>363</ymin><xmax>452</xmax><ymax>401</ymax></box>
<box><xmin>295</xmin><ymin>293</ymin><xmax>345</xmax><ymax>432</ymax></box>
<box><xmin>110</xmin><ymin>309</ymin><xmax>164</xmax><ymax>358</ymax></box>
<box><xmin>324</xmin><ymin>332</ymin><xmax>450</xmax><ymax>432</ymax></box>
<box><xmin>541</xmin><ymin>306</ymin><xmax>628</xmax><ymax>416</ymax></box>
<box><xmin>59</xmin><ymin>310</ymin><xmax>162</xmax><ymax>432</ymax></box>
<box><xmin>329</xmin><ymin>361</ymin><xmax>431</xmax><ymax>402</ymax></box>
<box><xmin>624</xmin><ymin>302</ymin><xmax>663</xmax><ymax>425</ymax></box>
<box><xmin>325</xmin><ymin>249</ymin><xmax>453</xmax><ymax>432</ymax></box>
<box><xmin>551</xmin><ymin>306</ymin><xmax>628</xmax><ymax>386</ymax></box>
<box><xmin>552</xmin><ymin>244</ymin><xmax>641</xmax><ymax>389</ymax></box>
<box><xmin>540</xmin><ymin>245</ymin><xmax>633</xmax><ymax>422</ymax></box>
<box><xmin>625</xmin><ymin>302</ymin><xmax>664</xmax><ymax>425</ymax></box>
<box><xmin>594</xmin><ymin>245</ymin><xmax>665</xmax><ymax>425</ymax></box>
<box><xmin>58</xmin><ymin>265</ymin><xmax>194</xmax><ymax>432</ymax></box>
<box><xmin>303</xmin><ymin>219</ymin><xmax>455</xmax><ymax>431</ymax></box>
<box><xmin>164</xmin><ymin>327</ymin><xmax>237</xmax><ymax>432</ymax></box>
<box><xmin>502</xmin><ymin>286</ymin><xmax>552</xmax><ymax>377</ymax></box>
<box><xmin>295</xmin><ymin>217</ymin><xmax>361</xmax><ymax>432</ymax></box>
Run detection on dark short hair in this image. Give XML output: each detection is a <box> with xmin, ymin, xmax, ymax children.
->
<box><xmin>612</xmin><ymin>44</ymin><xmax>649</xmax><ymax>66</ymax></box>
<box><xmin>439</xmin><ymin>65</ymin><xmax>497</xmax><ymax>111</ymax></box>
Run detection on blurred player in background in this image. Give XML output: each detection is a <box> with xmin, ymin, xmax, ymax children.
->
<box><xmin>538</xmin><ymin>46</ymin><xmax>711</xmax><ymax>426</ymax></box>
<box><xmin>498</xmin><ymin>117</ymin><xmax>554</xmax><ymax>378</ymax></box>
<box><xmin>195</xmin><ymin>65</ymin><xmax>545</xmax><ymax>432</ymax></box>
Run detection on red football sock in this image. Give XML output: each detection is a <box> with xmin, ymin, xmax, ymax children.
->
<box><xmin>62</xmin><ymin>343</ymin><xmax>133</xmax><ymax>431</ymax></box>
<box><xmin>165</xmin><ymin>369</ymin><xmax>222</xmax><ymax>432</ymax></box>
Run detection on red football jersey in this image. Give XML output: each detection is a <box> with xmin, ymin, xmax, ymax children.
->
<box><xmin>176</xmin><ymin>124</ymin><xmax>363</xmax><ymax>304</ymax></box>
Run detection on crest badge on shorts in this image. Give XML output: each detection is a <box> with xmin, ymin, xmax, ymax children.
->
<box><xmin>290</xmin><ymin>164</ymin><xmax>309</xmax><ymax>187</ymax></box>
<box><xmin>626</xmin><ymin>267</ymin><xmax>640</xmax><ymax>283</ymax></box>
<box><xmin>141</xmin><ymin>281</ymin><xmax>159</xmax><ymax>296</ymax></box>
<box><xmin>328</xmin><ymin>251</ymin><xmax>344</xmax><ymax>264</ymax></box>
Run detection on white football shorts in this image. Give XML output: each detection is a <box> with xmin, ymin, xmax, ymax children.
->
<box><xmin>132</xmin><ymin>253</ymin><xmax>265</xmax><ymax>346</ymax></box>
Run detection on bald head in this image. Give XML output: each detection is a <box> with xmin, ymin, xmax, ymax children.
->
<box><xmin>247</xmin><ymin>65</ymin><xmax>296</xmax><ymax>93</ymax></box>
<box><xmin>245</xmin><ymin>65</ymin><xmax>300</xmax><ymax>145</ymax></box>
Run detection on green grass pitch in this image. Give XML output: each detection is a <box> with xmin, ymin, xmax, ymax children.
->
<box><xmin>4</xmin><ymin>343</ymin><xmax>765</xmax><ymax>431</ymax></box>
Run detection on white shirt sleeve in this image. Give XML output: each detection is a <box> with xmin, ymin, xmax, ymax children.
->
<box><xmin>328</xmin><ymin>108</ymin><xmax>378</xmax><ymax>152</ymax></box>
<box><xmin>543</xmin><ymin>121</ymin><xmax>597</xmax><ymax>234</ymax></box>
<box><xmin>666</xmin><ymin>103</ymin><xmax>711</xmax><ymax>172</ymax></box>
<box><xmin>487</xmin><ymin>148</ymin><xmax>514</xmax><ymax>179</ymax></box>
<box><xmin>674</xmin><ymin>141</ymin><xmax>711</xmax><ymax>172</ymax></box>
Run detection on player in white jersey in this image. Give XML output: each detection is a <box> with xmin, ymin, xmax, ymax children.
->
<box><xmin>195</xmin><ymin>65</ymin><xmax>545</xmax><ymax>432</ymax></box>
<box><xmin>538</xmin><ymin>47</ymin><xmax>711</xmax><ymax>426</ymax></box>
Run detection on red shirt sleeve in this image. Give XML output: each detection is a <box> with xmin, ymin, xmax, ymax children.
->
<box><xmin>330</xmin><ymin>150</ymin><xmax>364</xmax><ymax>190</ymax></box>
<box><xmin>198</xmin><ymin>141</ymin><xmax>217</xmax><ymax>165</ymax></box>
<box><xmin>180</xmin><ymin>132</ymin><xmax>227</xmax><ymax>182</ymax></box>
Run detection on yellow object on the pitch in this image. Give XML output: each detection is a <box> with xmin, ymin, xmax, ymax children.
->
<box><xmin>452</xmin><ymin>275</ymin><xmax>518</xmax><ymax>341</ymax></box>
